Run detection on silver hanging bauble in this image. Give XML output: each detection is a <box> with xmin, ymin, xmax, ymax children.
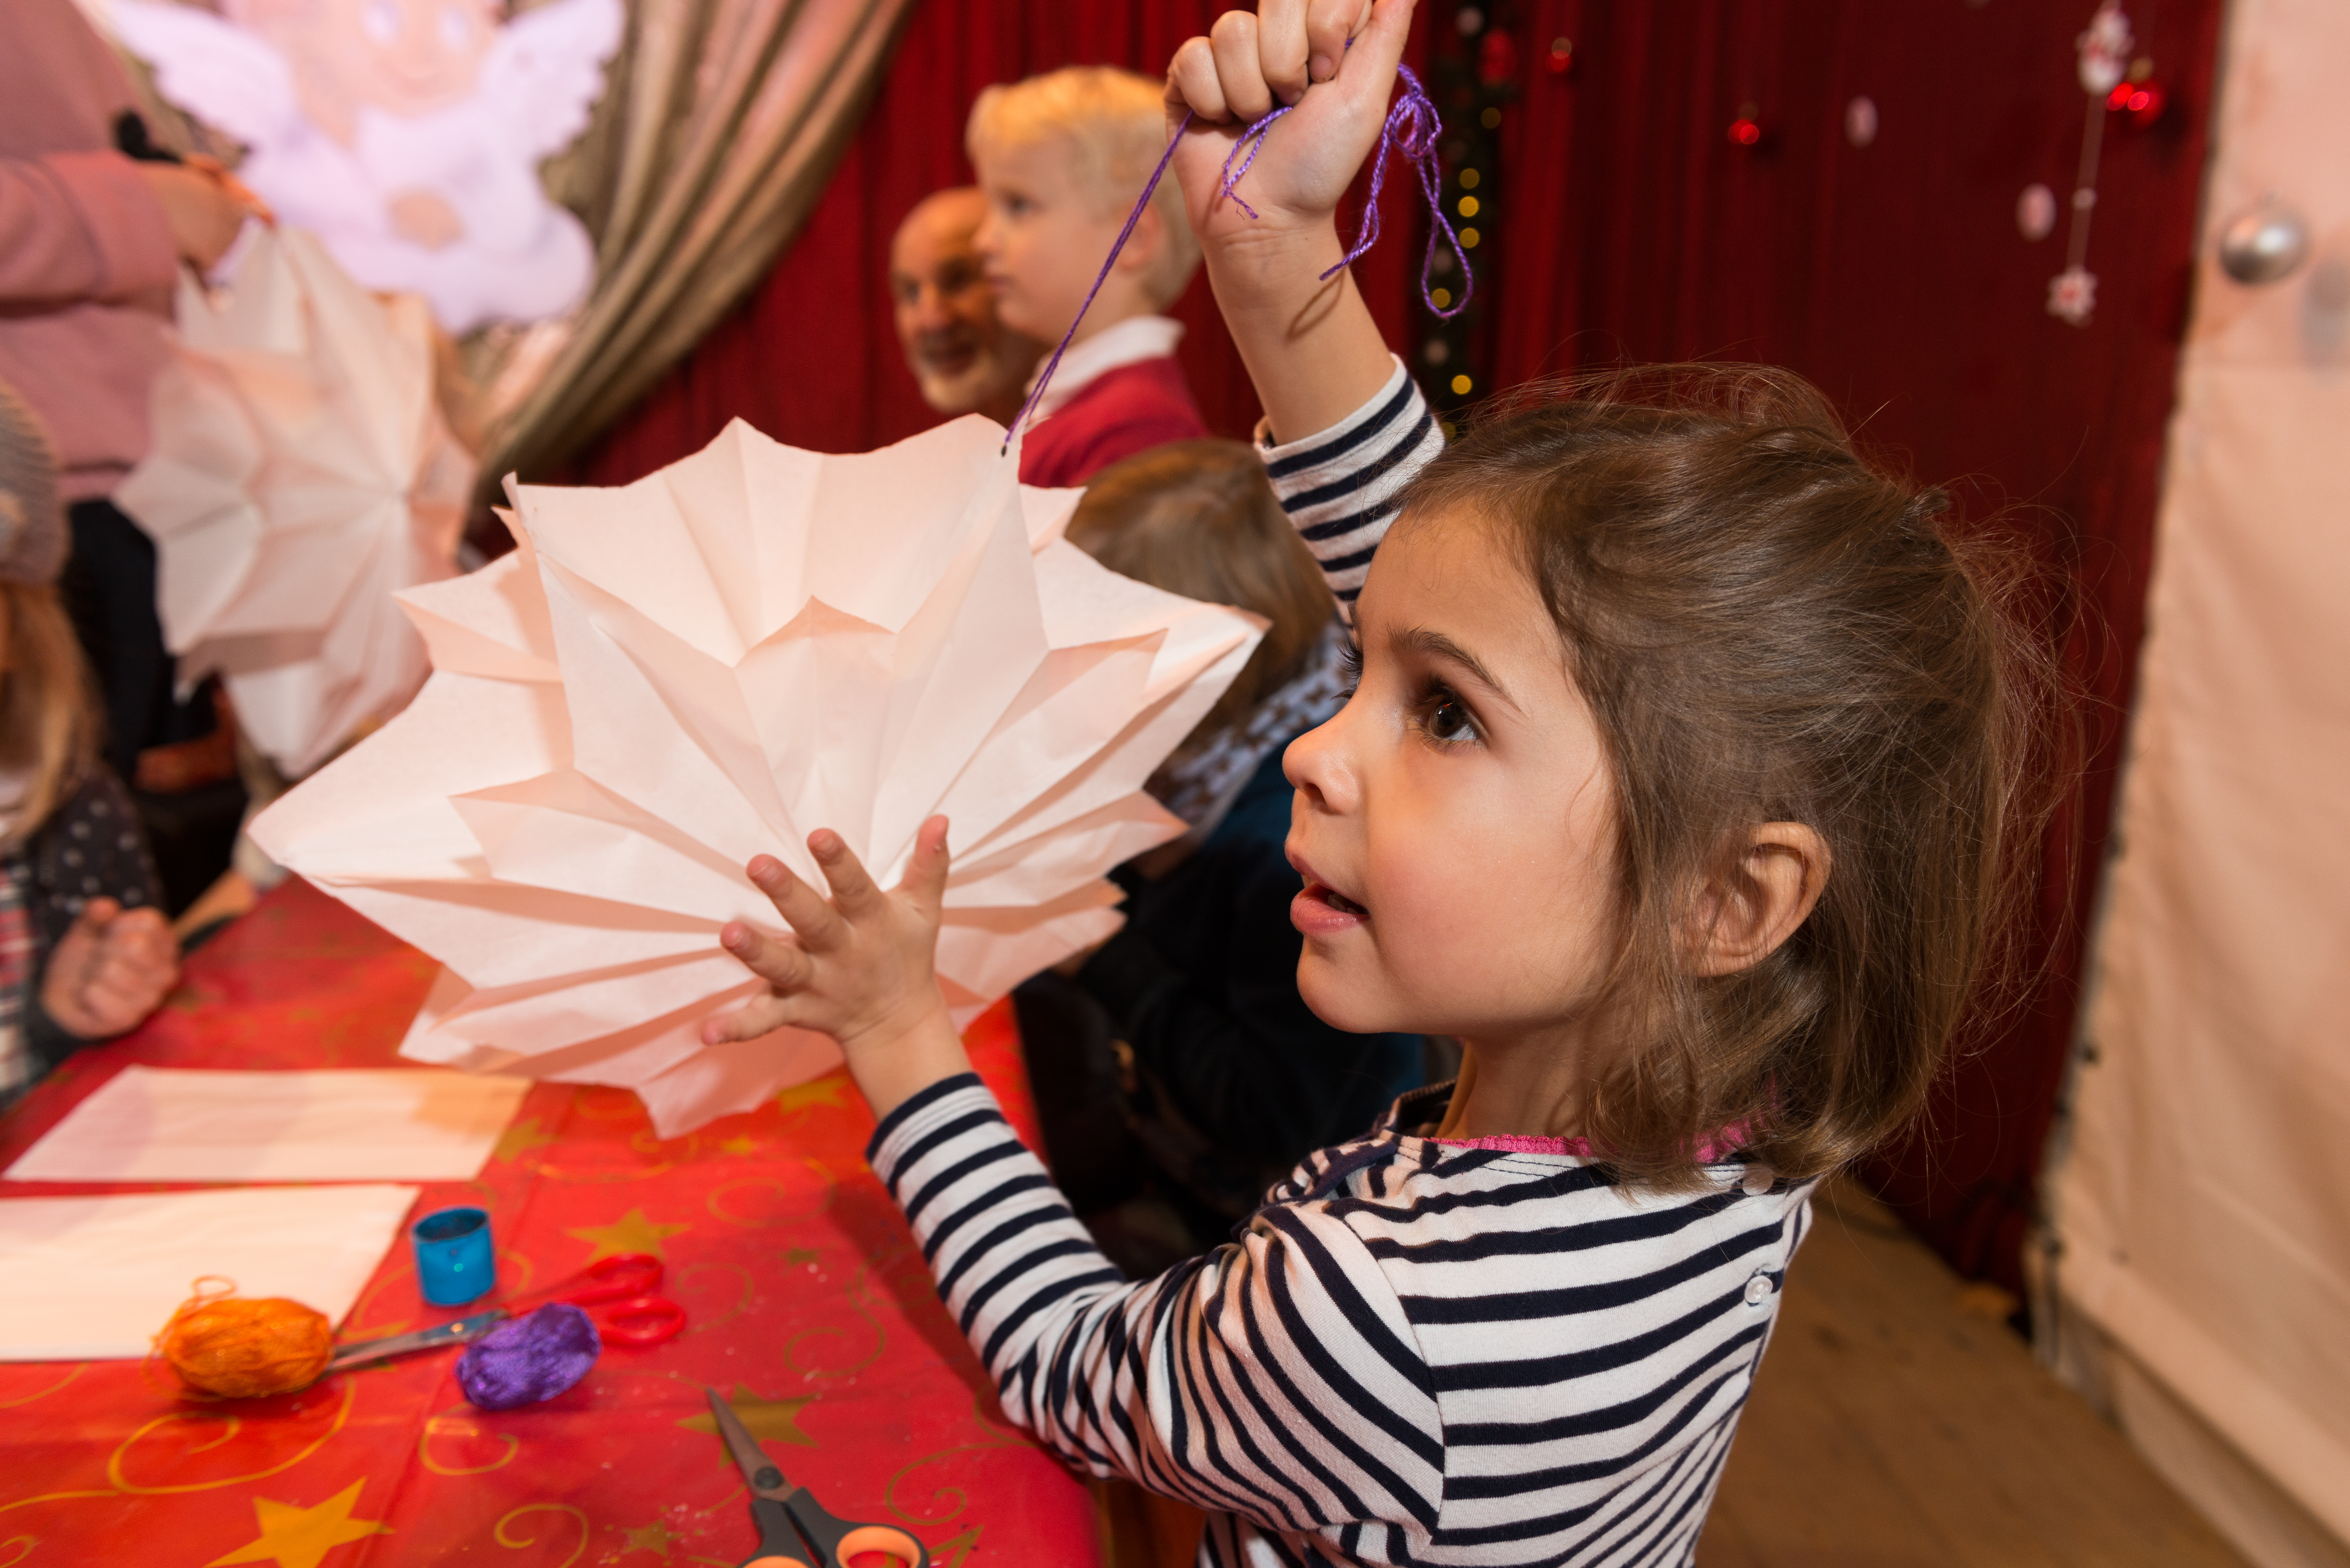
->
<box><xmin>2217</xmin><ymin>200</ymin><xmax>2310</xmax><ymax>285</ymax></box>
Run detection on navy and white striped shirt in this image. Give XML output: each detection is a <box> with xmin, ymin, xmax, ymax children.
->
<box><xmin>868</xmin><ymin>367</ymin><xmax>1816</xmax><ymax>1565</ymax></box>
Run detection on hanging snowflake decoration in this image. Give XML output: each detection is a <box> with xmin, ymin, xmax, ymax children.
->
<box><xmin>2047</xmin><ymin>266</ymin><xmax>2099</xmax><ymax>326</ymax></box>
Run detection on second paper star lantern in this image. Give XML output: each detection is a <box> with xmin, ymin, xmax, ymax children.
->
<box><xmin>251</xmin><ymin>417</ymin><xmax>1260</xmax><ymax>1135</ymax></box>
<box><xmin>116</xmin><ymin>227</ymin><xmax>473</xmax><ymax>777</ymax></box>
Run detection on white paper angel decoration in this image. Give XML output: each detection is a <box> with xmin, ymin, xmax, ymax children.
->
<box><xmin>249</xmin><ymin>418</ymin><xmax>1262</xmax><ymax>1137</ymax></box>
<box><xmin>105</xmin><ymin>0</ymin><xmax>623</xmax><ymax>333</ymax></box>
<box><xmin>115</xmin><ymin>226</ymin><xmax>472</xmax><ymax>778</ymax></box>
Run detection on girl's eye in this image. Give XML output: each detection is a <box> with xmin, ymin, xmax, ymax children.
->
<box><xmin>1336</xmin><ymin>638</ymin><xmax>1363</xmax><ymax>699</ymax></box>
<box><xmin>1425</xmin><ymin>687</ymin><xmax>1477</xmax><ymax>743</ymax></box>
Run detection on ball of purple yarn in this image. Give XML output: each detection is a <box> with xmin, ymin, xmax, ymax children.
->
<box><xmin>456</xmin><ymin>1303</ymin><xmax>600</xmax><ymax>1411</ymax></box>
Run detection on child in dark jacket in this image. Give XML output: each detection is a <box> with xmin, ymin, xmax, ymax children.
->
<box><xmin>0</xmin><ymin>379</ymin><xmax>177</xmax><ymax>1106</ymax></box>
<box><xmin>1015</xmin><ymin>439</ymin><xmax>1423</xmax><ymax>1271</ymax></box>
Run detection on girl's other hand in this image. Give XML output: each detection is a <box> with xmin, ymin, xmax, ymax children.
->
<box><xmin>42</xmin><ymin>898</ymin><xmax>180</xmax><ymax>1039</ymax></box>
<box><xmin>1165</xmin><ymin>0</ymin><xmax>1414</xmax><ymax>249</ymax></box>
<box><xmin>705</xmin><ymin>818</ymin><xmax>972</xmax><ymax>1119</ymax></box>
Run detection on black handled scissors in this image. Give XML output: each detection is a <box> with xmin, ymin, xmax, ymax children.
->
<box><xmin>702</xmin><ymin>1385</ymin><xmax>927</xmax><ymax>1568</ymax></box>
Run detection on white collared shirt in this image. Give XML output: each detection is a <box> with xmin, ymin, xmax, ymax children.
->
<box><xmin>1025</xmin><ymin>315</ymin><xmax>1186</xmax><ymax>424</ymax></box>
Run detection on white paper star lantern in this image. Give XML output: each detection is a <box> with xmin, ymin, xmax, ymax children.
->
<box><xmin>252</xmin><ymin>417</ymin><xmax>1260</xmax><ymax>1136</ymax></box>
<box><xmin>116</xmin><ymin>227</ymin><xmax>472</xmax><ymax>777</ymax></box>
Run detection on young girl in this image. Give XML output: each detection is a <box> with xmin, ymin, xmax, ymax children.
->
<box><xmin>0</xmin><ymin>380</ymin><xmax>179</xmax><ymax>1107</ymax></box>
<box><xmin>704</xmin><ymin>3</ymin><xmax>2046</xmax><ymax>1560</ymax></box>
<box><xmin>1021</xmin><ymin>439</ymin><xmax>1426</xmax><ymax>1270</ymax></box>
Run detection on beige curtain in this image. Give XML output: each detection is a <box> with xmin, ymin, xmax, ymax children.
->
<box><xmin>2040</xmin><ymin>0</ymin><xmax>2350</xmax><ymax>1562</ymax></box>
<box><xmin>475</xmin><ymin>0</ymin><xmax>919</xmax><ymax>481</ymax></box>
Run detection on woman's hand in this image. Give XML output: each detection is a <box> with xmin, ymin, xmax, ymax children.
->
<box><xmin>41</xmin><ymin>898</ymin><xmax>179</xmax><ymax>1040</ymax></box>
<box><xmin>704</xmin><ymin>818</ymin><xmax>971</xmax><ymax>1119</ymax></box>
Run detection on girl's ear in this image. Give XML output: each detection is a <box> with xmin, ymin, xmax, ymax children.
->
<box><xmin>1685</xmin><ymin>824</ymin><xmax>1831</xmax><ymax>977</ymax></box>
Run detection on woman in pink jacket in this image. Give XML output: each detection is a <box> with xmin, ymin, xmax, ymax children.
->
<box><xmin>0</xmin><ymin>0</ymin><xmax>262</xmax><ymax>910</ymax></box>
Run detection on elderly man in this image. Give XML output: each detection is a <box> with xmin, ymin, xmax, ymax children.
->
<box><xmin>890</xmin><ymin>187</ymin><xmax>1040</xmax><ymax>426</ymax></box>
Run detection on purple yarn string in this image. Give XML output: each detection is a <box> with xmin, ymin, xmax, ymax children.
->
<box><xmin>1320</xmin><ymin>64</ymin><xmax>1472</xmax><ymax>322</ymax></box>
<box><xmin>1005</xmin><ymin>61</ymin><xmax>1466</xmax><ymax>449</ymax></box>
<box><xmin>1005</xmin><ymin>109</ymin><xmax>1196</xmax><ymax>449</ymax></box>
<box><xmin>455</xmin><ymin>1302</ymin><xmax>600</xmax><ymax>1411</ymax></box>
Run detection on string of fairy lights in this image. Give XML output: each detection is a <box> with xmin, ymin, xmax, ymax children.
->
<box><xmin>1420</xmin><ymin>0</ymin><xmax>1526</xmax><ymax>432</ymax></box>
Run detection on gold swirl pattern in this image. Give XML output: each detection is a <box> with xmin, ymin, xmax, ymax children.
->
<box><xmin>105</xmin><ymin>1377</ymin><xmax>354</xmax><ymax>1495</ymax></box>
<box><xmin>493</xmin><ymin>1502</ymin><xmax>590</xmax><ymax>1568</ymax></box>
<box><xmin>417</xmin><ymin>1412</ymin><xmax>519</xmax><ymax>1476</ymax></box>
<box><xmin>0</xmin><ymin>1364</ymin><xmax>83</xmax><ymax>1410</ymax></box>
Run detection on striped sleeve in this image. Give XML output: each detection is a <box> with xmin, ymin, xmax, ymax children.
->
<box><xmin>1259</xmin><ymin>358</ymin><xmax>1445</xmax><ymax>621</ymax></box>
<box><xmin>869</xmin><ymin>1075</ymin><xmax>1444</xmax><ymax>1541</ymax></box>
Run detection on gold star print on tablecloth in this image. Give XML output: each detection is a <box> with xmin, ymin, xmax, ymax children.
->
<box><xmin>617</xmin><ymin>1519</ymin><xmax>680</xmax><ymax>1556</ymax></box>
<box><xmin>717</xmin><ymin>1134</ymin><xmax>760</xmax><ymax>1156</ymax></box>
<box><xmin>495</xmin><ymin>1116</ymin><xmax>556</xmax><ymax>1162</ymax></box>
<box><xmin>775</xmin><ymin>1075</ymin><xmax>853</xmax><ymax>1115</ymax></box>
<box><xmin>678</xmin><ymin>1384</ymin><xmax>816</xmax><ymax>1448</ymax></box>
<box><xmin>206</xmin><ymin>1480</ymin><xmax>388</xmax><ymax>1568</ymax></box>
<box><xmin>564</xmin><ymin>1207</ymin><xmax>690</xmax><ymax>1263</ymax></box>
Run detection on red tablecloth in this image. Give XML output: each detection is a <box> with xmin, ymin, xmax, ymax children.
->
<box><xmin>0</xmin><ymin>879</ymin><xmax>1100</xmax><ymax>1566</ymax></box>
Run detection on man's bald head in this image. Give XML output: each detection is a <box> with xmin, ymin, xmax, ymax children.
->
<box><xmin>890</xmin><ymin>188</ymin><xmax>1040</xmax><ymax>424</ymax></box>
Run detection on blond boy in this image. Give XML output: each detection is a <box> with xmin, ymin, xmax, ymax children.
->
<box><xmin>968</xmin><ymin>66</ymin><xmax>1209</xmax><ymax>486</ymax></box>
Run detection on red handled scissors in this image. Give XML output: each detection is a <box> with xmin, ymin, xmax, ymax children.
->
<box><xmin>529</xmin><ymin>1253</ymin><xmax>687</xmax><ymax>1346</ymax></box>
<box><xmin>703</xmin><ymin>1385</ymin><xmax>926</xmax><ymax>1568</ymax></box>
<box><xmin>325</xmin><ymin>1253</ymin><xmax>685</xmax><ymax>1372</ymax></box>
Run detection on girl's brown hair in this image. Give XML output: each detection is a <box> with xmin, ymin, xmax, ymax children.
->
<box><xmin>1409</xmin><ymin>365</ymin><xmax>2064</xmax><ymax>1187</ymax></box>
<box><xmin>1066</xmin><ymin>439</ymin><xmax>1334</xmax><ymax>756</ymax></box>
<box><xmin>0</xmin><ymin>581</ymin><xmax>102</xmax><ymax>845</ymax></box>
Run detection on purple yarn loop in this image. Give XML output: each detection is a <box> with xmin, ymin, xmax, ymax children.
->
<box><xmin>1005</xmin><ymin>62</ymin><xmax>1467</xmax><ymax>450</ymax></box>
<box><xmin>455</xmin><ymin>1302</ymin><xmax>601</xmax><ymax>1411</ymax></box>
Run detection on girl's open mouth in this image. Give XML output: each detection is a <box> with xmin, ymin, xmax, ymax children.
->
<box><xmin>1292</xmin><ymin>880</ymin><xmax>1369</xmax><ymax>934</ymax></box>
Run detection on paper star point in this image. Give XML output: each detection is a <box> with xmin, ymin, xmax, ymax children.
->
<box><xmin>564</xmin><ymin>1207</ymin><xmax>689</xmax><ymax>1262</ymax></box>
<box><xmin>207</xmin><ymin>1479</ymin><xmax>389</xmax><ymax>1568</ymax></box>
<box><xmin>678</xmin><ymin>1384</ymin><xmax>817</xmax><ymax>1449</ymax></box>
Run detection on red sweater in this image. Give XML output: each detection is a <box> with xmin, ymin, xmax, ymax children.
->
<box><xmin>1017</xmin><ymin>355</ymin><xmax>1208</xmax><ymax>489</ymax></box>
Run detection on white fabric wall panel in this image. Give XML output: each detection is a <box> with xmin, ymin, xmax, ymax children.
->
<box><xmin>2047</xmin><ymin>0</ymin><xmax>2350</xmax><ymax>1557</ymax></box>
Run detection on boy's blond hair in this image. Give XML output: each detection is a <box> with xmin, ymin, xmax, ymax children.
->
<box><xmin>967</xmin><ymin>66</ymin><xmax>1201</xmax><ymax>311</ymax></box>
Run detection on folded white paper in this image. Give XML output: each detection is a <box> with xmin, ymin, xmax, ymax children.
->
<box><xmin>116</xmin><ymin>227</ymin><xmax>473</xmax><ymax>777</ymax></box>
<box><xmin>251</xmin><ymin>416</ymin><xmax>1261</xmax><ymax>1137</ymax></box>
<box><xmin>4</xmin><ymin>1068</ymin><xmax>527</xmax><ymax>1184</ymax></box>
<box><xmin>0</xmin><ymin>1184</ymin><xmax>418</xmax><ymax>1360</ymax></box>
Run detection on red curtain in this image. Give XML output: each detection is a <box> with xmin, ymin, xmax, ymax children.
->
<box><xmin>566</xmin><ymin>0</ymin><xmax>2226</xmax><ymax>1299</ymax></box>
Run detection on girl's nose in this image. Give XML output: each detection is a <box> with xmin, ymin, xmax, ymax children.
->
<box><xmin>1283</xmin><ymin>707</ymin><xmax>1359</xmax><ymax>816</ymax></box>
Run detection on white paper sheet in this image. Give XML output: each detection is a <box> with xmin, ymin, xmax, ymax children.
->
<box><xmin>0</xmin><ymin>1184</ymin><xmax>418</xmax><ymax>1360</ymax></box>
<box><xmin>3</xmin><ymin>1068</ymin><xmax>528</xmax><ymax>1183</ymax></box>
<box><xmin>251</xmin><ymin>416</ymin><xmax>1262</xmax><ymax>1137</ymax></box>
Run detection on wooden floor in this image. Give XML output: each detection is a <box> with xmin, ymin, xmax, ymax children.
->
<box><xmin>1092</xmin><ymin>1179</ymin><xmax>2249</xmax><ymax>1567</ymax></box>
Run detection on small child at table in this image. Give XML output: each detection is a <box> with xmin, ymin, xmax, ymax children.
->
<box><xmin>1019</xmin><ymin>439</ymin><xmax>1426</xmax><ymax>1274</ymax></box>
<box><xmin>0</xmin><ymin>380</ymin><xmax>177</xmax><ymax>1108</ymax></box>
<box><xmin>968</xmin><ymin>66</ymin><xmax>1210</xmax><ymax>486</ymax></box>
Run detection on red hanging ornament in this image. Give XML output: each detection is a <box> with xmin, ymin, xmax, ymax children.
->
<box><xmin>1546</xmin><ymin>36</ymin><xmax>1574</xmax><ymax>76</ymax></box>
<box><xmin>2105</xmin><ymin>77</ymin><xmax>2164</xmax><ymax>129</ymax></box>
<box><xmin>1728</xmin><ymin>114</ymin><xmax>1763</xmax><ymax>147</ymax></box>
<box><xmin>1478</xmin><ymin>28</ymin><xmax>1519</xmax><ymax>87</ymax></box>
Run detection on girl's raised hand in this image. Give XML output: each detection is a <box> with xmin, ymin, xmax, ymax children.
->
<box><xmin>704</xmin><ymin>818</ymin><xmax>971</xmax><ymax>1118</ymax></box>
<box><xmin>1165</xmin><ymin>0</ymin><xmax>1415</xmax><ymax>247</ymax></box>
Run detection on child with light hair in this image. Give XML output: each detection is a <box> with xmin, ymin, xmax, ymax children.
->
<box><xmin>968</xmin><ymin>66</ymin><xmax>1210</xmax><ymax>486</ymax></box>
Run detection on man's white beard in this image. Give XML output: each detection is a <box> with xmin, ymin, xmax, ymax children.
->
<box><xmin>916</xmin><ymin>347</ymin><xmax>1019</xmax><ymax>417</ymax></box>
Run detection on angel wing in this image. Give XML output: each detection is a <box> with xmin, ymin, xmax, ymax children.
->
<box><xmin>104</xmin><ymin>0</ymin><xmax>302</xmax><ymax>152</ymax></box>
<box><xmin>482</xmin><ymin>0</ymin><xmax>625</xmax><ymax>162</ymax></box>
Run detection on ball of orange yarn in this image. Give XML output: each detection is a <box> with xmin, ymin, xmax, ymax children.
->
<box><xmin>156</xmin><ymin>1282</ymin><xmax>333</xmax><ymax>1399</ymax></box>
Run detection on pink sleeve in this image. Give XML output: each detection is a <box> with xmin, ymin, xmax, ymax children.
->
<box><xmin>0</xmin><ymin>150</ymin><xmax>178</xmax><ymax>307</ymax></box>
